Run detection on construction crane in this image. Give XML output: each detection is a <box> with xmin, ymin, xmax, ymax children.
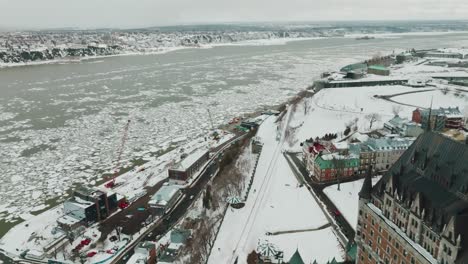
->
<box><xmin>105</xmin><ymin>119</ymin><xmax>131</xmax><ymax>188</ymax></box>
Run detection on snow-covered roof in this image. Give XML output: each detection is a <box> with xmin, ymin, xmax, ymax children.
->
<box><xmin>126</xmin><ymin>252</ymin><xmax>148</xmax><ymax>264</ymax></box>
<box><xmin>321</xmin><ymin>152</ymin><xmax>359</xmax><ymax>161</ymax></box>
<box><xmin>57</xmin><ymin>215</ymin><xmax>81</xmax><ymax>225</ymax></box>
<box><xmin>172</xmin><ymin>149</ymin><xmax>208</xmax><ymax>171</ymax></box>
<box><xmin>148</xmin><ymin>185</ymin><xmax>181</xmax><ymax>206</ymax></box>
<box><xmin>332</xmin><ymin>141</ymin><xmax>348</xmax><ymax>150</ymax></box>
<box><xmin>364</xmin><ymin>137</ymin><xmax>414</xmax><ymax>151</ymax></box>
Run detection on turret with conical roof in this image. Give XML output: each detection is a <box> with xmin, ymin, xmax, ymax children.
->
<box><xmin>358</xmin><ymin>165</ymin><xmax>373</xmax><ymax>201</ymax></box>
<box><xmin>288</xmin><ymin>249</ymin><xmax>305</xmax><ymax>264</ymax></box>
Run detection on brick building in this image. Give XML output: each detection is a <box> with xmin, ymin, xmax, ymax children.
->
<box><xmin>168</xmin><ymin>149</ymin><xmax>209</xmax><ymax>182</ymax></box>
<box><xmin>355</xmin><ymin>132</ymin><xmax>468</xmax><ymax>264</ymax></box>
<box><xmin>313</xmin><ymin>152</ymin><xmax>360</xmax><ymax>183</ymax></box>
<box><xmin>412</xmin><ymin>107</ymin><xmax>464</xmax><ymax>132</ymax></box>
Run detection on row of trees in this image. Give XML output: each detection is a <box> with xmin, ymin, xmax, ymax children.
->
<box><xmin>177</xmin><ymin>137</ymin><xmax>254</xmax><ymax>263</ymax></box>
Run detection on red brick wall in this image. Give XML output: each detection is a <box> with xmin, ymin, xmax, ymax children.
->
<box><xmin>412</xmin><ymin>109</ymin><xmax>422</xmax><ymax>124</ymax></box>
<box><xmin>358</xmin><ymin>208</ymin><xmax>424</xmax><ymax>264</ymax></box>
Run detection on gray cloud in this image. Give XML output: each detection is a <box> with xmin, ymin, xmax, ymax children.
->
<box><xmin>0</xmin><ymin>0</ymin><xmax>467</xmax><ymax>29</ymax></box>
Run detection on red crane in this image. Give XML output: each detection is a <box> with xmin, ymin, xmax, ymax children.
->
<box><xmin>105</xmin><ymin>119</ymin><xmax>131</xmax><ymax>188</ymax></box>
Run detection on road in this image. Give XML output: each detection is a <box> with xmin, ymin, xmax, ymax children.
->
<box><xmin>110</xmin><ymin>132</ymin><xmax>248</xmax><ymax>263</ymax></box>
<box><xmin>283</xmin><ymin>152</ymin><xmax>356</xmax><ymax>244</ymax></box>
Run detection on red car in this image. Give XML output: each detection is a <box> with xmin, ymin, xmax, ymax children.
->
<box><xmin>87</xmin><ymin>251</ymin><xmax>97</xmax><ymax>258</ymax></box>
<box><xmin>81</xmin><ymin>238</ymin><xmax>91</xmax><ymax>246</ymax></box>
<box><xmin>333</xmin><ymin>209</ymin><xmax>341</xmax><ymax>217</ymax></box>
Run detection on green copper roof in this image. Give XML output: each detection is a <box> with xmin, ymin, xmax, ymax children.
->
<box><xmin>289</xmin><ymin>249</ymin><xmax>305</xmax><ymax>264</ymax></box>
<box><xmin>340</xmin><ymin>63</ymin><xmax>368</xmax><ymax>73</ymax></box>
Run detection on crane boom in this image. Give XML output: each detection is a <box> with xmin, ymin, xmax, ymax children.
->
<box><xmin>105</xmin><ymin>119</ymin><xmax>131</xmax><ymax>188</ymax></box>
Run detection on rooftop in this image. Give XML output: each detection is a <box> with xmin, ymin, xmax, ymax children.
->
<box><xmin>171</xmin><ymin>149</ymin><xmax>209</xmax><ymax>171</ymax></box>
<box><xmin>364</xmin><ymin>137</ymin><xmax>415</xmax><ymax>151</ymax></box>
<box><xmin>420</xmin><ymin>107</ymin><xmax>463</xmax><ymax>118</ymax></box>
<box><xmin>372</xmin><ymin>132</ymin><xmax>468</xmax><ymax>263</ymax></box>
<box><xmin>149</xmin><ymin>185</ymin><xmax>181</xmax><ymax>206</ymax></box>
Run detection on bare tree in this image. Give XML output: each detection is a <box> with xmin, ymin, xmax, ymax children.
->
<box><xmin>331</xmin><ymin>156</ymin><xmax>346</xmax><ymax>191</ymax></box>
<box><xmin>392</xmin><ymin>105</ymin><xmax>403</xmax><ymax>116</ymax></box>
<box><xmin>365</xmin><ymin>113</ymin><xmax>381</xmax><ymax>130</ymax></box>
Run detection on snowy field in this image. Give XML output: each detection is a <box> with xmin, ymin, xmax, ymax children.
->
<box><xmin>288</xmin><ymin>83</ymin><xmax>468</xmax><ymax>152</ymax></box>
<box><xmin>208</xmin><ymin>115</ymin><xmax>343</xmax><ymax>264</ymax></box>
<box><xmin>323</xmin><ymin>176</ymin><xmax>382</xmax><ymax>228</ymax></box>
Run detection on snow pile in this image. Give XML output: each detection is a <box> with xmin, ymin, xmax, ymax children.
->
<box><xmin>323</xmin><ymin>176</ymin><xmax>382</xmax><ymax>228</ymax></box>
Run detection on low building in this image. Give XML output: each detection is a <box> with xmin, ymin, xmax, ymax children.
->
<box><xmin>313</xmin><ymin>152</ymin><xmax>360</xmax><ymax>183</ymax></box>
<box><xmin>170</xmin><ymin>228</ymin><xmax>191</xmax><ymax>244</ymax></box>
<box><xmin>251</xmin><ymin>136</ymin><xmax>263</xmax><ymax>154</ymax></box>
<box><xmin>384</xmin><ymin>115</ymin><xmax>423</xmax><ymax>137</ymax></box>
<box><xmin>424</xmin><ymin>51</ymin><xmax>464</xmax><ymax>59</ymax></box>
<box><xmin>413</xmin><ymin>107</ymin><xmax>464</xmax><ymax>131</ymax></box>
<box><xmin>62</xmin><ymin>186</ymin><xmax>118</xmax><ymax>224</ymax></box>
<box><xmin>302</xmin><ymin>139</ymin><xmax>336</xmax><ymax>176</ymax></box>
<box><xmin>367</xmin><ymin>65</ymin><xmax>390</xmax><ymax>76</ymax></box>
<box><xmin>355</xmin><ymin>132</ymin><xmax>468</xmax><ymax>264</ymax></box>
<box><xmin>346</xmin><ymin>70</ymin><xmax>365</xmax><ymax>79</ymax></box>
<box><xmin>362</xmin><ymin>137</ymin><xmax>414</xmax><ymax>171</ymax></box>
<box><xmin>340</xmin><ymin>63</ymin><xmax>368</xmax><ymax>73</ymax></box>
<box><xmin>126</xmin><ymin>242</ymin><xmax>157</xmax><ymax>264</ymax></box>
<box><xmin>148</xmin><ymin>184</ymin><xmax>182</xmax><ymax>215</ymax></box>
<box><xmin>57</xmin><ymin>214</ymin><xmax>83</xmax><ymax>232</ymax></box>
<box><xmin>168</xmin><ymin>149</ymin><xmax>209</xmax><ymax>182</ymax></box>
<box><xmin>396</xmin><ymin>53</ymin><xmax>413</xmax><ymax>64</ymax></box>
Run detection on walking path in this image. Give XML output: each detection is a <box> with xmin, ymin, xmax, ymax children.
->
<box><xmin>268</xmin><ymin>223</ymin><xmax>331</xmax><ymax>236</ymax></box>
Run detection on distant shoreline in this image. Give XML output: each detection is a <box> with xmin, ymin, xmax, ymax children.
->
<box><xmin>0</xmin><ymin>37</ymin><xmax>323</xmax><ymax>69</ymax></box>
<box><xmin>2</xmin><ymin>30</ymin><xmax>468</xmax><ymax>69</ymax></box>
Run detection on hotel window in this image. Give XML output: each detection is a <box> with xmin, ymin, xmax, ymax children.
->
<box><xmin>377</xmin><ymin>237</ymin><xmax>381</xmax><ymax>243</ymax></box>
<box><xmin>370</xmin><ymin>230</ymin><xmax>374</xmax><ymax>237</ymax></box>
<box><xmin>411</xmin><ymin>257</ymin><xmax>415</xmax><ymax>264</ymax></box>
<box><xmin>379</xmin><ymin>226</ymin><xmax>382</xmax><ymax>233</ymax></box>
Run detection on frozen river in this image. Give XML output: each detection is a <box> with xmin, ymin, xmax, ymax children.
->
<box><xmin>1</xmin><ymin>32</ymin><xmax>468</xmax><ymax>237</ymax></box>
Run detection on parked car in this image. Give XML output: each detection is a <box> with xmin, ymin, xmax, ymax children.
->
<box><xmin>333</xmin><ymin>209</ymin><xmax>341</xmax><ymax>217</ymax></box>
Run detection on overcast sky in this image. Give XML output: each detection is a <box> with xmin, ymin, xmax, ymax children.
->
<box><xmin>1</xmin><ymin>0</ymin><xmax>467</xmax><ymax>29</ymax></box>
